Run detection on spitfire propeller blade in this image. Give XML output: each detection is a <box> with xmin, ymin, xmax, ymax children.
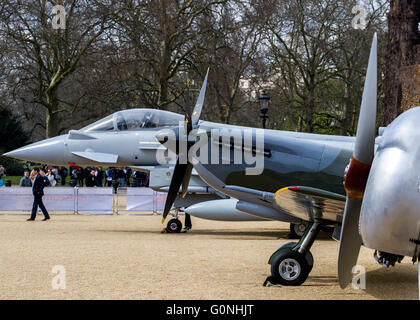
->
<box><xmin>192</xmin><ymin>68</ymin><xmax>209</xmax><ymax>125</ymax></box>
<box><xmin>161</xmin><ymin>69</ymin><xmax>209</xmax><ymax>223</ymax></box>
<box><xmin>162</xmin><ymin>159</ymin><xmax>189</xmax><ymax>222</ymax></box>
<box><xmin>181</xmin><ymin>83</ymin><xmax>193</xmax><ymax>197</ymax></box>
<box><xmin>338</xmin><ymin>33</ymin><xmax>377</xmax><ymax>288</ymax></box>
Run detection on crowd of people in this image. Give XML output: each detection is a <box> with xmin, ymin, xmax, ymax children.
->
<box><xmin>14</xmin><ymin>165</ymin><xmax>150</xmax><ymax>188</ymax></box>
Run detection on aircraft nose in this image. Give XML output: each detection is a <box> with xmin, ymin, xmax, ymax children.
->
<box><xmin>3</xmin><ymin>135</ymin><xmax>67</xmax><ymax>165</ymax></box>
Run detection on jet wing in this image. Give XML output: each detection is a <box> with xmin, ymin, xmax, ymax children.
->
<box><xmin>72</xmin><ymin>151</ymin><xmax>118</xmax><ymax>163</ymax></box>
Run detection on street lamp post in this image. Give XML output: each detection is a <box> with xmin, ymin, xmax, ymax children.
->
<box><xmin>258</xmin><ymin>91</ymin><xmax>270</xmax><ymax>129</ymax></box>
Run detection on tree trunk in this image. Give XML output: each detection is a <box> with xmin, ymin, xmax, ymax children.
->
<box><xmin>46</xmin><ymin>109</ymin><xmax>60</xmax><ymax>139</ymax></box>
<box><xmin>158</xmin><ymin>39</ymin><xmax>170</xmax><ymax>109</ymax></box>
<box><xmin>383</xmin><ymin>0</ymin><xmax>420</xmax><ymax>125</ymax></box>
<box><xmin>341</xmin><ymin>82</ymin><xmax>352</xmax><ymax>135</ymax></box>
<box><xmin>306</xmin><ymin>76</ymin><xmax>315</xmax><ymax>133</ymax></box>
<box><xmin>45</xmin><ymin>89</ymin><xmax>60</xmax><ymax>138</ymax></box>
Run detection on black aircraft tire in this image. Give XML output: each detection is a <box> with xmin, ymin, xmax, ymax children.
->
<box><xmin>277</xmin><ymin>242</ymin><xmax>314</xmax><ymax>273</ymax></box>
<box><xmin>270</xmin><ymin>250</ymin><xmax>310</xmax><ymax>286</ymax></box>
<box><xmin>166</xmin><ymin>219</ymin><xmax>182</xmax><ymax>233</ymax></box>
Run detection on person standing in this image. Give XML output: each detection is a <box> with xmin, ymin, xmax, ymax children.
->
<box><xmin>0</xmin><ymin>165</ymin><xmax>5</xmax><ymax>185</ymax></box>
<box><xmin>46</xmin><ymin>169</ymin><xmax>57</xmax><ymax>187</ymax></box>
<box><xmin>86</xmin><ymin>170</ymin><xmax>96</xmax><ymax>187</ymax></box>
<box><xmin>106</xmin><ymin>167</ymin><xmax>114</xmax><ymax>187</ymax></box>
<box><xmin>124</xmin><ymin>167</ymin><xmax>132</xmax><ymax>186</ymax></box>
<box><xmin>59</xmin><ymin>166</ymin><xmax>67</xmax><ymax>186</ymax></box>
<box><xmin>28</xmin><ymin>168</ymin><xmax>51</xmax><ymax>221</ymax></box>
<box><xmin>76</xmin><ymin>168</ymin><xmax>84</xmax><ymax>186</ymax></box>
<box><xmin>96</xmin><ymin>167</ymin><xmax>104</xmax><ymax>187</ymax></box>
<box><xmin>19</xmin><ymin>170</ymin><xmax>32</xmax><ymax>187</ymax></box>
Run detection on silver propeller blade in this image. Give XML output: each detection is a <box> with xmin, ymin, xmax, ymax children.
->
<box><xmin>353</xmin><ymin>33</ymin><xmax>378</xmax><ymax>164</ymax></box>
<box><xmin>338</xmin><ymin>199</ymin><xmax>364</xmax><ymax>288</ymax></box>
<box><xmin>191</xmin><ymin>69</ymin><xmax>209</xmax><ymax>125</ymax></box>
<box><xmin>338</xmin><ymin>33</ymin><xmax>377</xmax><ymax>289</ymax></box>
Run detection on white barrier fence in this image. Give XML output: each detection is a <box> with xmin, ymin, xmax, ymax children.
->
<box><xmin>0</xmin><ymin>187</ymin><xmax>167</xmax><ymax>215</ymax></box>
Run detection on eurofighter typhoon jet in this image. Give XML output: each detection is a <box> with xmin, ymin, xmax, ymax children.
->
<box><xmin>5</xmin><ymin>98</ymin><xmax>325</xmax><ymax>235</ymax></box>
<box><xmin>3</xmin><ymin>108</ymin><xmax>303</xmax><ymax>234</ymax></box>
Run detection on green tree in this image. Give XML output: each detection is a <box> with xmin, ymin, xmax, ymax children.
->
<box><xmin>0</xmin><ymin>108</ymin><xmax>30</xmax><ymax>153</ymax></box>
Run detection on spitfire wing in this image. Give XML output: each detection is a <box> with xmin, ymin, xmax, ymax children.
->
<box><xmin>224</xmin><ymin>185</ymin><xmax>345</xmax><ymax>224</ymax></box>
<box><xmin>273</xmin><ymin>186</ymin><xmax>345</xmax><ymax>223</ymax></box>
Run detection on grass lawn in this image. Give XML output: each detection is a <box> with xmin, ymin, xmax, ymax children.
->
<box><xmin>1</xmin><ymin>176</ymin><xmax>22</xmax><ymax>186</ymax></box>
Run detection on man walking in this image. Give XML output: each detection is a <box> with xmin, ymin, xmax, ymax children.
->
<box><xmin>28</xmin><ymin>168</ymin><xmax>51</xmax><ymax>221</ymax></box>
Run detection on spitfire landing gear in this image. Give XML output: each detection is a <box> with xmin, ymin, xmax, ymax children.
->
<box><xmin>290</xmin><ymin>222</ymin><xmax>309</xmax><ymax>238</ymax></box>
<box><xmin>266</xmin><ymin>221</ymin><xmax>320</xmax><ymax>286</ymax></box>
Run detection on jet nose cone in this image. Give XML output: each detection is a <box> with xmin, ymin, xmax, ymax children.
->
<box><xmin>3</xmin><ymin>150</ymin><xmax>18</xmax><ymax>158</ymax></box>
<box><xmin>3</xmin><ymin>135</ymin><xmax>67</xmax><ymax>165</ymax></box>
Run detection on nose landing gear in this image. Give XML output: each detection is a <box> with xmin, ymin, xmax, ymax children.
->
<box><xmin>165</xmin><ymin>210</ymin><xmax>192</xmax><ymax>233</ymax></box>
<box><xmin>166</xmin><ymin>218</ymin><xmax>183</xmax><ymax>233</ymax></box>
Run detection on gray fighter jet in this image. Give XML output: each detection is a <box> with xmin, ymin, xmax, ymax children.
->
<box><xmin>4</xmin><ymin>102</ymin><xmax>311</xmax><ymax>235</ymax></box>
<box><xmin>158</xmin><ymin>34</ymin><xmax>420</xmax><ymax>294</ymax></box>
<box><xmin>3</xmin><ymin>108</ymin><xmax>227</xmax><ymax>232</ymax></box>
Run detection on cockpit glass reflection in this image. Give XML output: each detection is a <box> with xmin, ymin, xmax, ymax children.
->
<box><xmin>115</xmin><ymin>109</ymin><xmax>183</xmax><ymax>131</ymax></box>
<box><xmin>80</xmin><ymin>109</ymin><xmax>184</xmax><ymax>132</ymax></box>
<box><xmin>81</xmin><ymin>115</ymin><xmax>114</xmax><ymax>132</ymax></box>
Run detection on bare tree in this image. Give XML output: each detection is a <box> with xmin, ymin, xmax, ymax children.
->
<box><xmin>0</xmin><ymin>0</ymin><xmax>117</xmax><ymax>138</ymax></box>
<box><xmin>110</xmin><ymin>0</ymin><xmax>227</xmax><ymax>112</ymax></box>
<box><xmin>191</xmin><ymin>1</ymin><xmax>265</xmax><ymax>124</ymax></box>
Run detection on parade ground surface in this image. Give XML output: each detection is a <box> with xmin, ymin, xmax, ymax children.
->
<box><xmin>0</xmin><ymin>214</ymin><xmax>417</xmax><ymax>300</ymax></box>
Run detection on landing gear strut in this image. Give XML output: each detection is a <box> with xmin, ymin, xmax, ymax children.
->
<box><xmin>265</xmin><ymin>221</ymin><xmax>320</xmax><ymax>286</ymax></box>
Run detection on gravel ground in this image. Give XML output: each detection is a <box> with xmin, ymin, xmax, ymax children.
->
<box><xmin>0</xmin><ymin>214</ymin><xmax>417</xmax><ymax>300</ymax></box>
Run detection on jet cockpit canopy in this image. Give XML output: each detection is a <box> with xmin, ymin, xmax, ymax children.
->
<box><xmin>80</xmin><ymin>109</ymin><xmax>184</xmax><ymax>132</ymax></box>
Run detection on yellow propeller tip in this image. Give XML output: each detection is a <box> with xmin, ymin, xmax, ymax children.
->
<box><xmin>161</xmin><ymin>217</ymin><xmax>166</xmax><ymax>224</ymax></box>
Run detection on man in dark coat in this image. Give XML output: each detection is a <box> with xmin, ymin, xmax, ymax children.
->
<box><xmin>28</xmin><ymin>168</ymin><xmax>51</xmax><ymax>221</ymax></box>
<box><xmin>85</xmin><ymin>170</ymin><xmax>97</xmax><ymax>187</ymax></box>
<box><xmin>59</xmin><ymin>166</ymin><xmax>67</xmax><ymax>186</ymax></box>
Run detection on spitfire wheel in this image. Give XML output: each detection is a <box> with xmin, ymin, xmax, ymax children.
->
<box><xmin>290</xmin><ymin>222</ymin><xmax>308</xmax><ymax>238</ymax></box>
<box><xmin>166</xmin><ymin>219</ymin><xmax>182</xmax><ymax>233</ymax></box>
<box><xmin>277</xmin><ymin>242</ymin><xmax>314</xmax><ymax>273</ymax></box>
<box><xmin>271</xmin><ymin>250</ymin><xmax>310</xmax><ymax>286</ymax></box>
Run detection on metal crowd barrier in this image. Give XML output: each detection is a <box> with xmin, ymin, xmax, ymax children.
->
<box><xmin>0</xmin><ymin>187</ymin><xmax>166</xmax><ymax>215</ymax></box>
